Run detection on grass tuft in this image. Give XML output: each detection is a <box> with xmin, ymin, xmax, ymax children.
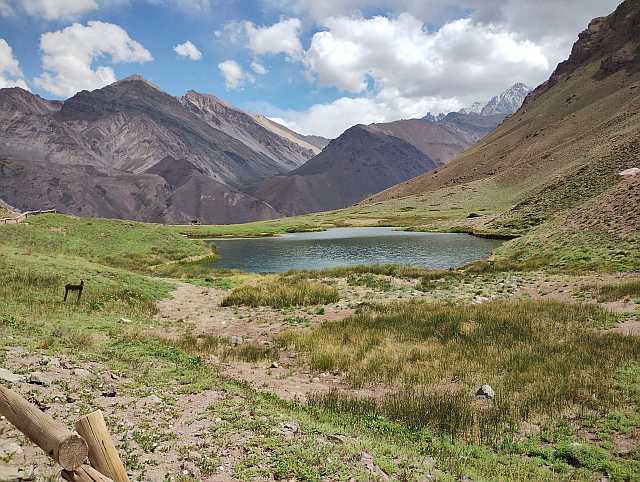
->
<box><xmin>221</xmin><ymin>279</ymin><xmax>339</xmax><ymax>308</ymax></box>
<box><xmin>583</xmin><ymin>280</ymin><xmax>640</xmax><ymax>302</ymax></box>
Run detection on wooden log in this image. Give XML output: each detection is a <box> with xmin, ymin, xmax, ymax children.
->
<box><xmin>0</xmin><ymin>385</ymin><xmax>88</xmax><ymax>470</ymax></box>
<box><xmin>75</xmin><ymin>411</ymin><xmax>129</xmax><ymax>482</ymax></box>
<box><xmin>61</xmin><ymin>465</ymin><xmax>115</xmax><ymax>482</ymax></box>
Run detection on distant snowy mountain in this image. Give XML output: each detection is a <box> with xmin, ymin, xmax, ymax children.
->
<box><xmin>459</xmin><ymin>102</ymin><xmax>484</xmax><ymax>115</ymax></box>
<box><xmin>481</xmin><ymin>83</ymin><xmax>532</xmax><ymax>116</ymax></box>
<box><xmin>423</xmin><ymin>83</ymin><xmax>531</xmax><ymax>121</ymax></box>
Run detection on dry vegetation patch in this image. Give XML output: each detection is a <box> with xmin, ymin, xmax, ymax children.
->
<box><xmin>221</xmin><ymin>278</ymin><xmax>339</xmax><ymax>308</ymax></box>
<box><xmin>284</xmin><ymin>300</ymin><xmax>640</xmax><ymax>442</ymax></box>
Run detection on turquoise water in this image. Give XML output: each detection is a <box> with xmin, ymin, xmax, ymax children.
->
<box><xmin>205</xmin><ymin>227</ymin><xmax>503</xmax><ymax>273</ymax></box>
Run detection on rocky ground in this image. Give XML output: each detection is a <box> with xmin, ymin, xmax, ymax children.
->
<box><xmin>1</xmin><ymin>269</ymin><xmax>639</xmax><ymax>481</ymax></box>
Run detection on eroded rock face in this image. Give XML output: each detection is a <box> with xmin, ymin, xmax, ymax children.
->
<box><xmin>526</xmin><ymin>0</ymin><xmax>640</xmax><ymax>104</ymax></box>
<box><xmin>0</xmin><ymin>76</ymin><xmax>315</xmax><ymax>224</ymax></box>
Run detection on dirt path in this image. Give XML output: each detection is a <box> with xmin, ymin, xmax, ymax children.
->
<box><xmin>154</xmin><ymin>283</ymin><xmax>357</xmax><ymax>401</ymax></box>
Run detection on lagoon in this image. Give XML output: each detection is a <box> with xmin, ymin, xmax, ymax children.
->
<box><xmin>205</xmin><ymin>227</ymin><xmax>503</xmax><ymax>273</ymax></box>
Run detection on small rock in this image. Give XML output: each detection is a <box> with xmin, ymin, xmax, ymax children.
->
<box><xmin>311</xmin><ymin>377</ymin><xmax>320</xmax><ymax>383</ymax></box>
<box><xmin>101</xmin><ymin>387</ymin><xmax>117</xmax><ymax>397</ymax></box>
<box><xmin>0</xmin><ymin>440</ymin><xmax>23</xmax><ymax>460</ymax></box>
<box><xmin>475</xmin><ymin>384</ymin><xmax>495</xmax><ymax>399</ymax></box>
<box><xmin>66</xmin><ymin>394</ymin><xmax>78</xmax><ymax>403</ymax></box>
<box><xmin>28</xmin><ymin>373</ymin><xmax>50</xmax><ymax>387</ymax></box>
<box><xmin>47</xmin><ymin>357</ymin><xmax>61</xmax><ymax>368</ymax></box>
<box><xmin>72</xmin><ymin>368</ymin><xmax>93</xmax><ymax>378</ymax></box>
<box><xmin>280</xmin><ymin>421</ymin><xmax>300</xmax><ymax>434</ymax></box>
<box><xmin>50</xmin><ymin>328</ymin><xmax>62</xmax><ymax>337</ymax></box>
<box><xmin>229</xmin><ymin>335</ymin><xmax>243</xmax><ymax>346</ymax></box>
<box><xmin>0</xmin><ymin>368</ymin><xmax>25</xmax><ymax>385</ymax></box>
<box><xmin>270</xmin><ymin>362</ymin><xmax>279</xmax><ymax>369</ymax></box>
<box><xmin>360</xmin><ymin>452</ymin><xmax>390</xmax><ymax>480</ymax></box>
<box><xmin>118</xmin><ymin>318</ymin><xmax>132</xmax><ymax>324</ymax></box>
<box><xmin>619</xmin><ymin>167</ymin><xmax>640</xmax><ymax>177</ymax></box>
<box><xmin>0</xmin><ymin>465</ymin><xmax>34</xmax><ymax>482</ymax></box>
<box><xmin>143</xmin><ymin>395</ymin><xmax>162</xmax><ymax>405</ymax></box>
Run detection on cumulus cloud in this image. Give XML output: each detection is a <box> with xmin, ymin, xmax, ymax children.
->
<box><xmin>223</xmin><ymin>18</ymin><xmax>303</xmax><ymax>59</ymax></box>
<box><xmin>8</xmin><ymin>0</ymin><xmax>129</xmax><ymax>20</ymax></box>
<box><xmin>272</xmin><ymin>93</ymin><xmax>463</xmax><ymax>138</ymax></box>
<box><xmin>305</xmin><ymin>14</ymin><xmax>549</xmax><ymax>101</ymax></box>
<box><xmin>19</xmin><ymin>0</ymin><xmax>98</xmax><ymax>20</ymax></box>
<box><xmin>269</xmin><ymin>0</ymin><xmax>619</xmax><ymax>41</ymax></box>
<box><xmin>251</xmin><ymin>61</ymin><xmax>268</xmax><ymax>75</ymax></box>
<box><xmin>34</xmin><ymin>21</ymin><xmax>153</xmax><ymax>98</ymax></box>
<box><xmin>0</xmin><ymin>39</ymin><xmax>29</xmax><ymax>90</ymax></box>
<box><xmin>218</xmin><ymin>60</ymin><xmax>247</xmax><ymax>90</ymax></box>
<box><xmin>174</xmin><ymin>40</ymin><xmax>202</xmax><ymax>60</ymax></box>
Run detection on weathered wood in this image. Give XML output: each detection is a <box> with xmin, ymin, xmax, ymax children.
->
<box><xmin>61</xmin><ymin>465</ymin><xmax>115</xmax><ymax>482</ymax></box>
<box><xmin>75</xmin><ymin>411</ymin><xmax>129</xmax><ymax>482</ymax></box>
<box><xmin>0</xmin><ymin>385</ymin><xmax>88</xmax><ymax>470</ymax></box>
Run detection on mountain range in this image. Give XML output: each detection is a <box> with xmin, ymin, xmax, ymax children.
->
<box><xmin>0</xmin><ymin>72</ymin><xmax>527</xmax><ymax>223</ymax></box>
<box><xmin>249</xmin><ymin>84</ymin><xmax>530</xmax><ymax>216</ymax></box>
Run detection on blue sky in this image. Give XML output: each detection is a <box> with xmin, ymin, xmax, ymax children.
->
<box><xmin>0</xmin><ymin>0</ymin><xmax>622</xmax><ymax>137</ymax></box>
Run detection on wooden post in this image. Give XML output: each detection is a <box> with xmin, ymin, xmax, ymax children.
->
<box><xmin>0</xmin><ymin>385</ymin><xmax>88</xmax><ymax>470</ymax></box>
<box><xmin>61</xmin><ymin>465</ymin><xmax>115</xmax><ymax>482</ymax></box>
<box><xmin>75</xmin><ymin>411</ymin><xmax>129</xmax><ymax>482</ymax></box>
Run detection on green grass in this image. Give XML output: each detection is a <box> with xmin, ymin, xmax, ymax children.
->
<box><xmin>0</xmin><ymin>214</ymin><xmax>211</xmax><ymax>272</ymax></box>
<box><xmin>496</xmin><ymin>223</ymin><xmax>640</xmax><ymax>272</ymax></box>
<box><xmin>221</xmin><ymin>279</ymin><xmax>339</xmax><ymax>308</ymax></box>
<box><xmin>283</xmin><ymin>299</ymin><xmax>639</xmax><ymax>442</ymax></box>
<box><xmin>346</xmin><ymin>273</ymin><xmax>395</xmax><ymax>291</ymax></box>
<box><xmin>583</xmin><ymin>280</ymin><xmax>640</xmax><ymax>302</ymax></box>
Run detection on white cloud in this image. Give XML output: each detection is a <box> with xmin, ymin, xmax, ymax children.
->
<box><xmin>147</xmin><ymin>0</ymin><xmax>211</xmax><ymax>13</ymax></box>
<box><xmin>174</xmin><ymin>40</ymin><xmax>202</xmax><ymax>60</ymax></box>
<box><xmin>0</xmin><ymin>39</ymin><xmax>29</xmax><ymax>90</ymax></box>
<box><xmin>19</xmin><ymin>0</ymin><xmax>98</xmax><ymax>20</ymax></box>
<box><xmin>218</xmin><ymin>60</ymin><xmax>245</xmax><ymax>90</ymax></box>
<box><xmin>34</xmin><ymin>21</ymin><xmax>153</xmax><ymax>98</ymax></box>
<box><xmin>267</xmin><ymin>93</ymin><xmax>463</xmax><ymax>138</ymax></box>
<box><xmin>0</xmin><ymin>0</ymin><xmax>14</xmax><ymax>16</ymax></box>
<box><xmin>250</xmin><ymin>61</ymin><xmax>268</xmax><ymax>75</ymax></box>
<box><xmin>304</xmin><ymin>15</ymin><xmax>549</xmax><ymax>100</ymax></box>
<box><xmin>223</xmin><ymin>18</ymin><xmax>303</xmax><ymax>59</ymax></box>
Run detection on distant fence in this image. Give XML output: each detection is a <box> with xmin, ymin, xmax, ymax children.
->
<box><xmin>0</xmin><ymin>209</ymin><xmax>57</xmax><ymax>225</ymax></box>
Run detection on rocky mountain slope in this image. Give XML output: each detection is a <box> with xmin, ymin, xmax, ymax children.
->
<box><xmin>253</xmin><ymin>115</ymin><xmax>330</xmax><ymax>153</ymax></box>
<box><xmin>252</xmin><ymin>124</ymin><xmax>441</xmax><ymax>215</ymax></box>
<box><xmin>0</xmin><ymin>76</ymin><xmax>319</xmax><ymax>223</ymax></box>
<box><xmin>366</xmin><ymin>0</ymin><xmax>640</xmax><ymax>267</ymax></box>
<box><xmin>251</xmin><ymin>84</ymin><xmax>529</xmax><ymax>217</ymax></box>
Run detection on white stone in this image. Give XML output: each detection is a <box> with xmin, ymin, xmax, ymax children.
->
<box><xmin>619</xmin><ymin>167</ymin><xmax>640</xmax><ymax>177</ymax></box>
<box><xmin>0</xmin><ymin>368</ymin><xmax>25</xmax><ymax>384</ymax></box>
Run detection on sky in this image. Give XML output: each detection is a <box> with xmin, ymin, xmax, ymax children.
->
<box><xmin>0</xmin><ymin>0</ymin><xmax>622</xmax><ymax>138</ymax></box>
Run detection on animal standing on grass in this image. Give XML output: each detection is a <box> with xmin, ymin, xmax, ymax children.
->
<box><xmin>63</xmin><ymin>280</ymin><xmax>84</xmax><ymax>303</ymax></box>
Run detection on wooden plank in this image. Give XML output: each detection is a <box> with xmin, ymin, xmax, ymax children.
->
<box><xmin>61</xmin><ymin>465</ymin><xmax>115</xmax><ymax>482</ymax></box>
<box><xmin>0</xmin><ymin>385</ymin><xmax>88</xmax><ymax>470</ymax></box>
<box><xmin>75</xmin><ymin>411</ymin><xmax>129</xmax><ymax>482</ymax></box>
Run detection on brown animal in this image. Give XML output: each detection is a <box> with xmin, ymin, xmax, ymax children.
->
<box><xmin>64</xmin><ymin>280</ymin><xmax>84</xmax><ymax>303</ymax></box>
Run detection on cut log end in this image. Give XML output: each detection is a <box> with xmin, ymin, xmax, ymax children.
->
<box><xmin>58</xmin><ymin>434</ymin><xmax>89</xmax><ymax>471</ymax></box>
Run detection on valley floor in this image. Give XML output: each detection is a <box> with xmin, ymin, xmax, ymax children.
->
<box><xmin>1</xmin><ymin>215</ymin><xmax>639</xmax><ymax>481</ymax></box>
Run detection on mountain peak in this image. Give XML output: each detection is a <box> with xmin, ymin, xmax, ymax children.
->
<box><xmin>114</xmin><ymin>74</ymin><xmax>162</xmax><ymax>91</ymax></box>
<box><xmin>480</xmin><ymin>83</ymin><xmax>531</xmax><ymax>116</ymax></box>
